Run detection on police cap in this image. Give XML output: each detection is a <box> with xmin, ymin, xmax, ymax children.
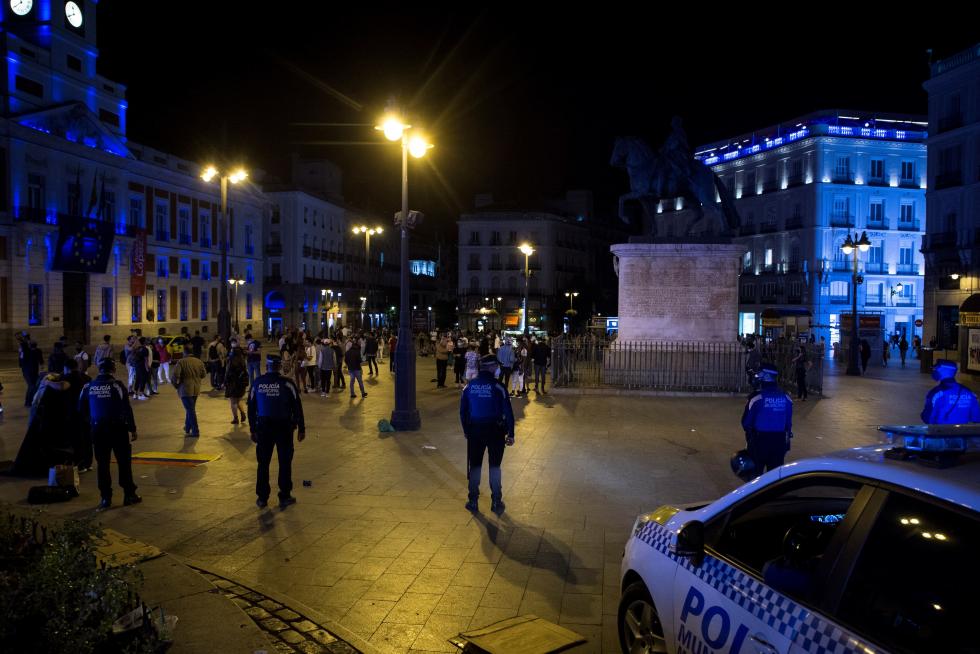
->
<box><xmin>266</xmin><ymin>354</ymin><xmax>283</xmax><ymax>371</ymax></box>
<box><xmin>756</xmin><ymin>363</ymin><xmax>779</xmax><ymax>383</ymax></box>
<box><xmin>479</xmin><ymin>355</ymin><xmax>500</xmax><ymax>372</ymax></box>
<box><xmin>98</xmin><ymin>358</ymin><xmax>117</xmax><ymax>375</ymax></box>
<box><xmin>933</xmin><ymin>358</ymin><xmax>957</xmax><ymax>380</ymax></box>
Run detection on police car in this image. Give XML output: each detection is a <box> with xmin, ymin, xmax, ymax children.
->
<box><xmin>619</xmin><ymin>424</ymin><xmax>980</xmax><ymax>654</ymax></box>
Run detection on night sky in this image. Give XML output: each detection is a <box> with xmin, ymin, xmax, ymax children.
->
<box><xmin>95</xmin><ymin>4</ymin><xmax>972</xmax><ymax>233</ymax></box>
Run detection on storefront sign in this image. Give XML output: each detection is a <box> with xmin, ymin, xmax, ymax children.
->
<box><xmin>130</xmin><ymin>230</ymin><xmax>147</xmax><ymax>297</ymax></box>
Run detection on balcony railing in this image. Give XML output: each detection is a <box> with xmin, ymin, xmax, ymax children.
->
<box><xmin>830</xmin><ymin>214</ymin><xmax>854</xmax><ymax>227</ymax></box>
<box><xmin>488</xmin><ymin>263</ymin><xmax>503</xmax><ymax>270</ymax></box>
<box><xmin>935</xmin><ymin>171</ymin><xmax>963</xmax><ymax>190</ymax></box>
<box><xmin>759</xmin><ymin>222</ymin><xmax>778</xmax><ymax>233</ymax></box>
<box><xmin>833</xmin><ymin>260</ymin><xmax>852</xmax><ymax>272</ymax></box>
<box><xmin>899</xmin><ymin>177</ymin><xmax>918</xmax><ymax>188</ymax></box>
<box><xmin>739</xmin><ymin>224</ymin><xmax>756</xmax><ymax>236</ymax></box>
<box><xmin>467</xmin><ymin>263</ymin><xmax>481</xmax><ymax>270</ymax></box>
<box><xmin>895</xmin><ymin>297</ymin><xmax>918</xmax><ymax>307</ymax></box>
<box><xmin>896</xmin><ymin>263</ymin><xmax>919</xmax><ymax>274</ymax></box>
<box><xmin>265</xmin><ymin>243</ymin><xmax>282</xmax><ymax>256</ymax></box>
<box><xmin>303</xmin><ymin>246</ymin><xmax>312</xmax><ymax>257</ymax></box>
<box><xmin>866</xmin><ymin>176</ymin><xmax>888</xmax><ymax>187</ymax></box>
<box><xmin>245</xmin><ymin>245</ymin><xmax>255</xmax><ymax>256</ymax></box>
<box><xmin>785</xmin><ymin>216</ymin><xmax>804</xmax><ymax>230</ymax></box>
<box><xmin>866</xmin><ymin>217</ymin><xmax>886</xmax><ymax>229</ymax></box>
<box><xmin>832</xmin><ymin>171</ymin><xmax>854</xmax><ymax>183</ymax></box>
<box><xmin>200</xmin><ymin>237</ymin><xmax>212</xmax><ymax>248</ymax></box>
<box><xmin>787</xmin><ymin>295</ymin><xmax>802</xmax><ymax>305</ymax></box>
<box><xmin>760</xmin><ymin>295</ymin><xmax>778</xmax><ymax>304</ymax></box>
<box><xmin>13</xmin><ymin>206</ymin><xmax>48</xmax><ymax>223</ymax></box>
<box><xmin>830</xmin><ymin>295</ymin><xmax>850</xmax><ymax>304</ymax></box>
<box><xmin>865</xmin><ymin>298</ymin><xmax>886</xmax><ymax>307</ymax></box>
<box><xmin>897</xmin><ymin>220</ymin><xmax>920</xmax><ymax>232</ymax></box>
<box><xmin>865</xmin><ymin>262</ymin><xmax>886</xmax><ymax>274</ymax></box>
<box><xmin>178</xmin><ymin>234</ymin><xmax>191</xmax><ymax>245</ymax></box>
<box><xmin>155</xmin><ymin>230</ymin><xmax>169</xmax><ymax>242</ymax></box>
<box><xmin>785</xmin><ymin>174</ymin><xmax>804</xmax><ymax>188</ymax></box>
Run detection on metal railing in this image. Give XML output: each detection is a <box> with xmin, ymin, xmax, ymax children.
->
<box><xmin>550</xmin><ymin>339</ymin><xmax>823</xmax><ymax>395</ymax></box>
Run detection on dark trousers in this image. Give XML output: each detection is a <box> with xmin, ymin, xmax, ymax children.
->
<box><xmin>93</xmin><ymin>425</ymin><xmax>136</xmax><ymax>500</ymax></box>
<box><xmin>73</xmin><ymin>423</ymin><xmax>93</xmax><ymax>469</ymax></box>
<box><xmin>23</xmin><ymin>371</ymin><xmax>38</xmax><ymax>406</ymax></box>
<box><xmin>333</xmin><ymin>366</ymin><xmax>346</xmax><ymax>388</ymax></box>
<box><xmin>349</xmin><ymin>369</ymin><xmax>365</xmax><ymax>395</ymax></box>
<box><xmin>465</xmin><ymin>425</ymin><xmax>506</xmax><ymax>501</ymax></box>
<box><xmin>748</xmin><ymin>430</ymin><xmax>787</xmax><ymax>475</ymax></box>
<box><xmin>255</xmin><ymin>422</ymin><xmax>295</xmax><ymax>501</ymax></box>
<box><xmin>180</xmin><ymin>395</ymin><xmax>200</xmax><ymax>435</ymax></box>
<box><xmin>795</xmin><ymin>369</ymin><xmax>807</xmax><ymax>400</ymax></box>
<box><xmin>247</xmin><ymin>360</ymin><xmax>261</xmax><ymax>385</ymax></box>
<box><xmin>499</xmin><ymin>366</ymin><xmax>512</xmax><ymax>388</ymax></box>
<box><xmin>534</xmin><ymin>365</ymin><xmax>547</xmax><ymax>391</ymax></box>
<box><xmin>436</xmin><ymin>359</ymin><xmax>448</xmax><ymax>387</ymax></box>
<box><xmin>319</xmin><ymin>368</ymin><xmax>332</xmax><ymax>392</ymax></box>
<box><xmin>366</xmin><ymin>355</ymin><xmax>378</xmax><ymax>375</ymax></box>
<box><xmin>454</xmin><ymin>364</ymin><xmax>465</xmax><ymax>384</ymax></box>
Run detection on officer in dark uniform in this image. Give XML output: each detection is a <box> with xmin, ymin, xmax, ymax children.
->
<box><xmin>460</xmin><ymin>355</ymin><xmax>515</xmax><ymax>514</ymax></box>
<box><xmin>921</xmin><ymin>359</ymin><xmax>980</xmax><ymax>424</ymax></box>
<box><xmin>247</xmin><ymin>354</ymin><xmax>306</xmax><ymax>508</ymax></box>
<box><xmin>78</xmin><ymin>358</ymin><xmax>141</xmax><ymax>510</ymax></box>
<box><xmin>740</xmin><ymin>363</ymin><xmax>793</xmax><ymax>476</ymax></box>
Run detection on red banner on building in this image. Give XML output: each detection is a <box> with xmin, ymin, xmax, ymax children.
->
<box><xmin>130</xmin><ymin>230</ymin><xmax>147</xmax><ymax>297</ymax></box>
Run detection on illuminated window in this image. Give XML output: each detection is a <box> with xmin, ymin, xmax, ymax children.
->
<box><xmin>765</xmin><ymin>248</ymin><xmax>773</xmax><ymax>266</ymax></box>
<box><xmin>246</xmin><ymin>293</ymin><xmax>253</xmax><ymax>320</ymax></box>
<box><xmin>180</xmin><ymin>290</ymin><xmax>188</xmax><ymax>321</ymax></box>
<box><xmin>200</xmin><ymin>290</ymin><xmax>208</xmax><ymax>320</ymax></box>
<box><xmin>28</xmin><ymin>284</ymin><xmax>43</xmax><ymax>325</ymax></box>
<box><xmin>131</xmin><ymin>295</ymin><xmax>142</xmax><ymax>323</ymax></box>
<box><xmin>869</xmin><ymin>159</ymin><xmax>884</xmax><ymax>180</ymax></box>
<box><xmin>901</xmin><ymin>161</ymin><xmax>915</xmax><ymax>182</ymax></box>
<box><xmin>101</xmin><ymin>287</ymin><xmax>113</xmax><ymax>323</ymax></box>
<box><xmin>156</xmin><ymin>290</ymin><xmax>166</xmax><ymax>322</ymax></box>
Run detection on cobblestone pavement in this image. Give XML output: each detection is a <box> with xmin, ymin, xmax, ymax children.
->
<box><xmin>0</xmin><ymin>355</ymin><xmax>936</xmax><ymax>653</ymax></box>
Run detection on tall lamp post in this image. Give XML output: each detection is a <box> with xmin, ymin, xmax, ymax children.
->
<box><xmin>565</xmin><ymin>291</ymin><xmax>579</xmax><ymax>333</ymax></box>
<box><xmin>519</xmin><ymin>243</ymin><xmax>535</xmax><ymax>333</ymax></box>
<box><xmin>201</xmin><ymin>165</ymin><xmax>248</xmax><ymax>341</ymax></box>
<box><xmin>376</xmin><ymin>113</ymin><xmax>432</xmax><ymax>431</ymax></box>
<box><xmin>352</xmin><ymin>225</ymin><xmax>383</xmax><ymax>329</ymax></box>
<box><xmin>841</xmin><ymin>231</ymin><xmax>871</xmax><ymax>376</ymax></box>
<box><xmin>228</xmin><ymin>277</ymin><xmax>245</xmax><ymax>334</ymax></box>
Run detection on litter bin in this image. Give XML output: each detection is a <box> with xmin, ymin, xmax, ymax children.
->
<box><xmin>920</xmin><ymin>347</ymin><xmax>934</xmax><ymax>373</ymax></box>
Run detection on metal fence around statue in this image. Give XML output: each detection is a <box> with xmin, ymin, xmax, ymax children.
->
<box><xmin>551</xmin><ymin>338</ymin><xmax>823</xmax><ymax>395</ymax></box>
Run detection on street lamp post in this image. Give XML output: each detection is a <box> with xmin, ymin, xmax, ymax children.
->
<box><xmin>228</xmin><ymin>278</ymin><xmax>245</xmax><ymax>334</ymax></box>
<box><xmin>519</xmin><ymin>243</ymin><xmax>535</xmax><ymax>333</ymax></box>
<box><xmin>376</xmin><ymin>114</ymin><xmax>431</xmax><ymax>431</ymax></box>
<box><xmin>201</xmin><ymin>166</ymin><xmax>247</xmax><ymax>341</ymax></box>
<box><xmin>841</xmin><ymin>231</ymin><xmax>871</xmax><ymax>375</ymax></box>
<box><xmin>353</xmin><ymin>225</ymin><xmax>383</xmax><ymax>329</ymax></box>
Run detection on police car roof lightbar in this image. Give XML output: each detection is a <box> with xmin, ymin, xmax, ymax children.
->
<box><xmin>878</xmin><ymin>424</ymin><xmax>980</xmax><ymax>468</ymax></box>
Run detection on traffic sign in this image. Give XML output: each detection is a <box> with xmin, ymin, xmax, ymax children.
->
<box><xmin>915</xmin><ymin>319</ymin><xmax>923</xmax><ymax>327</ymax></box>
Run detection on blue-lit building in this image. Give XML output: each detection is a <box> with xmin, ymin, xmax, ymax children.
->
<box><xmin>0</xmin><ymin>1</ymin><xmax>268</xmax><ymax>348</ymax></box>
<box><xmin>695</xmin><ymin>110</ymin><xmax>927</xmax><ymax>352</ymax></box>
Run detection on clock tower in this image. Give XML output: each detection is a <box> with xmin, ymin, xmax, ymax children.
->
<box><xmin>1</xmin><ymin>0</ymin><xmax>127</xmax><ymax>138</ymax></box>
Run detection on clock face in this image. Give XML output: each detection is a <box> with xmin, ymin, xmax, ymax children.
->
<box><xmin>10</xmin><ymin>0</ymin><xmax>33</xmax><ymax>16</ymax></box>
<box><xmin>65</xmin><ymin>1</ymin><xmax>83</xmax><ymax>28</ymax></box>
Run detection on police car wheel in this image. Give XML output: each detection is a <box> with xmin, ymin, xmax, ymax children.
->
<box><xmin>618</xmin><ymin>581</ymin><xmax>667</xmax><ymax>654</ymax></box>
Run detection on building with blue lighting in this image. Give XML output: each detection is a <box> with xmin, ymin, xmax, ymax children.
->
<box><xmin>694</xmin><ymin>110</ymin><xmax>927</xmax><ymax>354</ymax></box>
<box><xmin>1</xmin><ymin>1</ymin><xmax>268</xmax><ymax>348</ymax></box>
<box><xmin>922</xmin><ymin>43</ymin><xmax>980</xmax><ymax>366</ymax></box>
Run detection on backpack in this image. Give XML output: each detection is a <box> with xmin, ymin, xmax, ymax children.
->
<box><xmin>208</xmin><ymin>344</ymin><xmax>219</xmax><ymax>360</ymax></box>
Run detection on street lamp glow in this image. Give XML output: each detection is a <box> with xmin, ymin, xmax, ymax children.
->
<box><xmin>841</xmin><ymin>243</ymin><xmax>854</xmax><ymax>255</ymax></box>
<box><xmin>377</xmin><ymin>116</ymin><xmax>407</xmax><ymax>142</ymax></box>
<box><xmin>951</xmin><ymin>273</ymin><xmax>961</xmax><ymax>280</ymax></box>
<box><xmin>519</xmin><ymin>243</ymin><xmax>535</xmax><ymax>256</ymax></box>
<box><xmin>200</xmin><ymin>165</ymin><xmax>218</xmax><ymax>182</ymax></box>
<box><xmin>229</xmin><ymin>169</ymin><xmax>248</xmax><ymax>184</ymax></box>
<box><xmin>407</xmin><ymin>133</ymin><xmax>432</xmax><ymax>158</ymax></box>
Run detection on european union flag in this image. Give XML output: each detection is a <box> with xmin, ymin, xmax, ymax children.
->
<box><xmin>52</xmin><ymin>214</ymin><xmax>114</xmax><ymax>273</ymax></box>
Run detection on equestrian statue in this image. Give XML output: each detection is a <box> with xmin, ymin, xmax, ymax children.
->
<box><xmin>610</xmin><ymin>117</ymin><xmax>740</xmax><ymax>239</ymax></box>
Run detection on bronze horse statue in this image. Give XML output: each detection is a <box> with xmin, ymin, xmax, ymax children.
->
<box><xmin>610</xmin><ymin>135</ymin><xmax>740</xmax><ymax>238</ymax></box>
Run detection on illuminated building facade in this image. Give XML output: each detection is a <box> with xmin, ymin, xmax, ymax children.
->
<box><xmin>0</xmin><ymin>1</ymin><xmax>267</xmax><ymax>348</ymax></box>
<box><xmin>921</xmin><ymin>43</ymin><xmax>980</xmax><ymax>358</ymax></box>
<box><xmin>697</xmin><ymin>110</ymin><xmax>927</xmax><ymax>350</ymax></box>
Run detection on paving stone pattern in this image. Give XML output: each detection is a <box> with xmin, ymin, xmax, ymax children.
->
<box><xmin>0</xmin><ymin>355</ymin><xmax>937</xmax><ymax>652</ymax></box>
<box><xmin>198</xmin><ymin>568</ymin><xmax>357</xmax><ymax>653</ymax></box>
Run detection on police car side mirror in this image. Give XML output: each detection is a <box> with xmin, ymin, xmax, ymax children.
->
<box><xmin>672</xmin><ymin>520</ymin><xmax>705</xmax><ymax>566</ymax></box>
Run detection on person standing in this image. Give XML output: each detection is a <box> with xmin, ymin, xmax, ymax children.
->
<box><xmin>122</xmin><ymin>335</ymin><xmax>136</xmax><ymax>395</ymax></box>
<box><xmin>532</xmin><ymin>337</ymin><xmax>551</xmax><ymax>394</ymax></box>
<box><xmin>453</xmin><ymin>339</ymin><xmax>467</xmax><ymax>388</ymax></box>
<box><xmin>207</xmin><ymin>335</ymin><xmax>226</xmax><ymax>390</ymax></box>
<box><xmin>78</xmin><ymin>359</ymin><xmax>141</xmax><ymax>510</ymax></box>
<box><xmin>899</xmin><ymin>337</ymin><xmax>909</xmax><ymax>368</ymax></box>
<box><xmin>388</xmin><ymin>333</ymin><xmax>398</xmax><ymax>373</ymax></box>
<box><xmin>246</xmin><ymin>336</ymin><xmax>262</xmax><ymax>385</ymax></box>
<box><xmin>460</xmin><ymin>355</ymin><xmax>515</xmax><ymax>513</ymax></box>
<box><xmin>364</xmin><ymin>332</ymin><xmax>379</xmax><ymax>377</ymax></box>
<box><xmin>435</xmin><ymin>335</ymin><xmax>450</xmax><ymax>388</ymax></box>
<box><xmin>47</xmin><ymin>341</ymin><xmax>69</xmax><ymax>375</ymax></box>
<box><xmin>791</xmin><ymin>345</ymin><xmax>808</xmax><ymax>401</ymax></box>
<box><xmin>464</xmin><ymin>343</ymin><xmax>480</xmax><ymax>382</ymax></box>
<box><xmin>41</xmin><ymin>359</ymin><xmax>92</xmax><ymax>471</ymax></box>
<box><xmin>94</xmin><ymin>335</ymin><xmax>114</xmax><ymax>370</ymax></box>
<box><xmin>859</xmin><ymin>338</ymin><xmax>871</xmax><ymax>374</ymax></box>
<box><xmin>248</xmin><ymin>355</ymin><xmax>306</xmax><ymax>508</ymax></box>
<box><xmin>331</xmin><ymin>338</ymin><xmax>346</xmax><ymax>391</ymax></box>
<box><xmin>170</xmin><ymin>345</ymin><xmax>207</xmax><ymax>437</ymax></box>
<box><xmin>881</xmin><ymin>340</ymin><xmax>889</xmax><ymax>367</ymax></box>
<box><xmin>316</xmin><ymin>339</ymin><xmax>334</xmax><ymax>395</ymax></box>
<box><xmin>741</xmin><ymin>363</ymin><xmax>793</xmax><ymax>477</ymax></box>
<box><xmin>496</xmin><ymin>338</ymin><xmax>514</xmax><ymax>388</ymax></box>
<box><xmin>345</xmin><ymin>341</ymin><xmax>367</xmax><ymax>398</ymax></box>
<box><xmin>128</xmin><ymin>338</ymin><xmax>151</xmax><ymax>400</ymax></box>
<box><xmin>147</xmin><ymin>339</ymin><xmax>161</xmax><ymax>396</ymax></box>
<box><xmin>73</xmin><ymin>341</ymin><xmax>91</xmax><ymax>376</ymax></box>
<box><xmin>18</xmin><ymin>337</ymin><xmax>42</xmax><ymax>407</ymax></box>
<box><xmin>921</xmin><ymin>359</ymin><xmax>980</xmax><ymax>424</ymax></box>
<box><xmin>155</xmin><ymin>338</ymin><xmax>172</xmax><ymax>384</ymax></box>
<box><xmin>191</xmin><ymin>331</ymin><xmax>206</xmax><ymax>360</ymax></box>
<box><xmin>225</xmin><ymin>340</ymin><xmax>249</xmax><ymax>425</ymax></box>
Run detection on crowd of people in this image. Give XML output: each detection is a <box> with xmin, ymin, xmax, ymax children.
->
<box><xmin>423</xmin><ymin>329</ymin><xmax>552</xmax><ymax>396</ymax></box>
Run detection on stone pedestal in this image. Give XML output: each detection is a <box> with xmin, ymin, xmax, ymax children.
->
<box><xmin>611</xmin><ymin>242</ymin><xmax>746</xmax><ymax>342</ymax></box>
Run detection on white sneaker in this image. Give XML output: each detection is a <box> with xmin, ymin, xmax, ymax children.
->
<box><xmin>136</xmin><ymin>394</ymin><xmax>148</xmax><ymax>400</ymax></box>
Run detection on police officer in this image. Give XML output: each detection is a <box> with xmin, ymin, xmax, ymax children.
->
<box><xmin>740</xmin><ymin>363</ymin><xmax>793</xmax><ymax>476</ymax></box>
<box><xmin>921</xmin><ymin>359</ymin><xmax>980</xmax><ymax>424</ymax></box>
<box><xmin>78</xmin><ymin>359</ymin><xmax>141</xmax><ymax>510</ymax></box>
<box><xmin>247</xmin><ymin>354</ymin><xmax>305</xmax><ymax>509</ymax></box>
<box><xmin>460</xmin><ymin>355</ymin><xmax>515</xmax><ymax>513</ymax></box>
